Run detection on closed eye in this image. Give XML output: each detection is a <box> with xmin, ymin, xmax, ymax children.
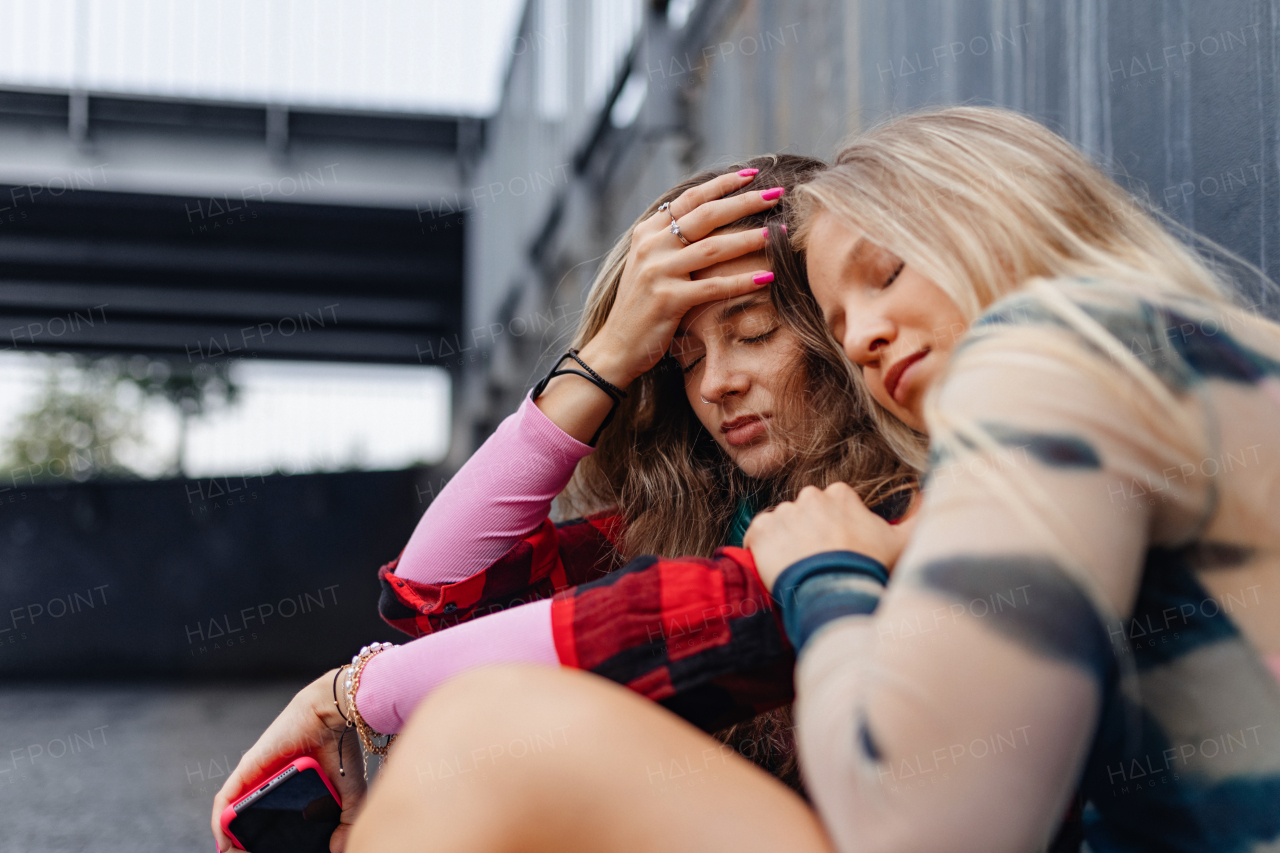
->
<box><xmin>884</xmin><ymin>261</ymin><xmax>905</xmax><ymax>288</ymax></box>
<box><xmin>684</xmin><ymin>325</ymin><xmax>778</xmax><ymax>373</ymax></box>
<box><xmin>741</xmin><ymin>327</ymin><xmax>779</xmax><ymax>345</ymax></box>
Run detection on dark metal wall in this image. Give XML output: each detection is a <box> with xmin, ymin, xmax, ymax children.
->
<box><xmin>0</xmin><ymin>469</ymin><xmax>434</xmax><ymax>677</ymax></box>
<box><xmin>461</xmin><ymin>0</ymin><xmax>1280</xmax><ymax>450</ymax></box>
<box><xmin>859</xmin><ymin>0</ymin><xmax>1280</xmax><ymax>302</ymax></box>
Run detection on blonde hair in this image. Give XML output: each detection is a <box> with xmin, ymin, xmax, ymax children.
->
<box><xmin>794</xmin><ymin>106</ymin><xmax>1277</xmax><ymax>468</ymax></box>
<box><xmin>793</xmin><ymin>106</ymin><xmax>1280</xmax><ymax>686</ymax></box>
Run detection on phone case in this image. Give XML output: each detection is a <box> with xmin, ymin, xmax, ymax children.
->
<box><xmin>219</xmin><ymin>757</ymin><xmax>343</xmax><ymax>851</ymax></box>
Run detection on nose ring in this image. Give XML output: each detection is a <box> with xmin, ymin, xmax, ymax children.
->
<box><xmin>700</xmin><ymin>395</ymin><xmax>712</xmax><ymax>404</ymax></box>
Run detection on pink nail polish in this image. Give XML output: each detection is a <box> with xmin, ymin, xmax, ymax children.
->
<box><xmin>738</xmin><ymin>168</ymin><xmax>759</xmax><ymax>177</ymax></box>
<box><xmin>760</xmin><ymin>187</ymin><xmax>785</xmax><ymax>201</ymax></box>
<box><xmin>760</xmin><ymin>224</ymin><xmax>787</xmax><ymax>238</ymax></box>
<box><xmin>753</xmin><ymin>272</ymin><xmax>774</xmax><ymax>285</ymax></box>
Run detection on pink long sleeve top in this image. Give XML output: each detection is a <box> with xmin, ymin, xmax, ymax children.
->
<box><xmin>352</xmin><ymin>393</ymin><xmax>795</xmax><ymax>739</ymax></box>
<box><xmin>355</xmin><ymin>396</ymin><xmax>594</xmax><ymax>733</ymax></box>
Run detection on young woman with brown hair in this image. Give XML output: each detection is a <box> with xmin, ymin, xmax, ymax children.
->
<box><xmin>366</xmin><ymin>154</ymin><xmax>910</xmax><ymax>787</ymax></box>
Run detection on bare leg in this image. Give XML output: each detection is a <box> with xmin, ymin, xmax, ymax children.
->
<box><xmin>347</xmin><ymin>666</ymin><xmax>834</xmax><ymax>853</ymax></box>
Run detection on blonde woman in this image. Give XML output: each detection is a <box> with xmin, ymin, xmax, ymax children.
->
<box><xmin>338</xmin><ymin>107</ymin><xmax>1280</xmax><ymax>853</ymax></box>
<box><xmin>748</xmin><ymin>106</ymin><xmax>1280</xmax><ymax>852</ymax></box>
<box><xmin>211</xmin><ymin>156</ymin><xmax>914</xmax><ymax>853</ymax></box>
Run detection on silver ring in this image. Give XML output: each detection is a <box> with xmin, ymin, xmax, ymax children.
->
<box><xmin>659</xmin><ymin>201</ymin><xmax>691</xmax><ymax>246</ymax></box>
<box><xmin>700</xmin><ymin>395</ymin><xmax>712</xmax><ymax>404</ymax></box>
<box><xmin>669</xmin><ymin>219</ymin><xmax>691</xmax><ymax>246</ymax></box>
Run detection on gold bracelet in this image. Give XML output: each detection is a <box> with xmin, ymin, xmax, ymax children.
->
<box><xmin>344</xmin><ymin>642</ymin><xmax>398</xmax><ymax>761</ymax></box>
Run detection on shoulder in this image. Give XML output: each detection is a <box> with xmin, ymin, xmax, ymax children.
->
<box><xmin>928</xmin><ymin>280</ymin><xmax>1273</xmax><ymax>515</ymax></box>
<box><xmin>964</xmin><ymin>279</ymin><xmax>1280</xmax><ymax>390</ymax></box>
<box><xmin>930</xmin><ymin>282</ymin><xmax>1204</xmax><ymax>476</ymax></box>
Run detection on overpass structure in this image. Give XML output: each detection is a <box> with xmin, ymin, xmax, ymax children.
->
<box><xmin>0</xmin><ymin>85</ymin><xmax>471</xmax><ymax>365</ymax></box>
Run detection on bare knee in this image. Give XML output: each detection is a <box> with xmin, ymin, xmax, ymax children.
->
<box><xmin>349</xmin><ymin>666</ymin><xmax>624</xmax><ymax>853</ymax></box>
<box><xmin>350</xmin><ymin>666</ymin><xmax>829</xmax><ymax>853</ymax></box>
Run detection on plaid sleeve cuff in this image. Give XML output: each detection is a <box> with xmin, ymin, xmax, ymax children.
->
<box><xmin>377</xmin><ymin>512</ymin><xmax>627</xmax><ymax>638</ymax></box>
<box><xmin>772</xmin><ymin>550</ymin><xmax>888</xmax><ymax>654</ymax></box>
<box><xmin>378</xmin><ymin>518</ymin><xmax>564</xmax><ymax>637</ymax></box>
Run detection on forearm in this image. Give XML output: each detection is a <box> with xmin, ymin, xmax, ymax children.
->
<box><xmin>783</xmin><ymin>554</ymin><xmax>1100</xmax><ymax>853</ymax></box>
<box><xmin>396</xmin><ymin>396</ymin><xmax>594</xmax><ymax>585</ymax></box>
<box><xmin>356</xmin><ymin>598</ymin><xmax>558</xmax><ymax>733</ymax></box>
<box><xmin>552</xmin><ymin>546</ymin><xmax>795</xmax><ymax>731</ymax></box>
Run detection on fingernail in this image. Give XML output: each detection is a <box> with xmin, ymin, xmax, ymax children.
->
<box><xmin>760</xmin><ymin>225</ymin><xmax>787</xmax><ymax>239</ymax></box>
<box><xmin>738</xmin><ymin>168</ymin><xmax>759</xmax><ymax>177</ymax></box>
<box><xmin>753</xmin><ymin>272</ymin><xmax>774</xmax><ymax>285</ymax></box>
<box><xmin>760</xmin><ymin>187</ymin><xmax>784</xmax><ymax>201</ymax></box>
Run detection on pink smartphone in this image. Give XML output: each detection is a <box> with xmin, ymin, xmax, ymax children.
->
<box><xmin>220</xmin><ymin>757</ymin><xmax>342</xmax><ymax>852</ymax></box>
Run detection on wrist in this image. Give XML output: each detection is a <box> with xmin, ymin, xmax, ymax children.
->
<box><xmin>345</xmin><ymin>643</ymin><xmax>398</xmax><ymax>756</ymax></box>
<box><xmin>576</xmin><ymin>338</ymin><xmax>637</xmax><ymax>389</ymax></box>
<box><xmin>328</xmin><ymin>666</ymin><xmax>352</xmax><ymax>728</ymax></box>
<box><xmin>774</xmin><ymin>551</ymin><xmax>889</xmax><ymax>597</ymax></box>
<box><xmin>772</xmin><ymin>551</ymin><xmax>888</xmax><ymax>653</ymax></box>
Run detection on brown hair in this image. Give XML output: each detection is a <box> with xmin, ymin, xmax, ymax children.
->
<box><xmin>556</xmin><ymin>154</ymin><xmax>915</xmax><ymax>792</ymax></box>
<box><xmin>561</xmin><ymin>153</ymin><xmax>913</xmax><ymax>559</ymax></box>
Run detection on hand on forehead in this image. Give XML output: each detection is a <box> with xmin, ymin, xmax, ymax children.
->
<box><xmin>689</xmin><ymin>245</ymin><xmax>769</xmax><ymax>281</ymax></box>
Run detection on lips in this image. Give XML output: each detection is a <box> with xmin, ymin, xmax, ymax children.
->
<box><xmin>883</xmin><ymin>349</ymin><xmax>929</xmax><ymax>405</ymax></box>
<box><xmin>720</xmin><ymin>414</ymin><xmax>770</xmax><ymax>447</ymax></box>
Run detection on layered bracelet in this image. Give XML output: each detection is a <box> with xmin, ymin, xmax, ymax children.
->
<box><xmin>332</xmin><ymin>641</ymin><xmax>398</xmax><ymax>778</ymax></box>
<box><xmin>530</xmin><ymin>348</ymin><xmax>627</xmax><ymax>446</ymax></box>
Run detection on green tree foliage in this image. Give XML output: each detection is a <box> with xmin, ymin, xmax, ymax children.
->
<box><xmin>122</xmin><ymin>356</ymin><xmax>240</xmax><ymax>476</ymax></box>
<box><xmin>1</xmin><ymin>358</ymin><xmax>141</xmax><ymax>484</ymax></box>
<box><xmin>0</xmin><ymin>354</ymin><xmax>241</xmax><ymax>484</ymax></box>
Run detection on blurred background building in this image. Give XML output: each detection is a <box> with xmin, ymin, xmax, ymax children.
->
<box><xmin>460</xmin><ymin>0</ymin><xmax>1280</xmax><ymax>453</ymax></box>
<box><xmin>0</xmin><ymin>1</ymin><xmax>1277</xmax><ymax>849</ymax></box>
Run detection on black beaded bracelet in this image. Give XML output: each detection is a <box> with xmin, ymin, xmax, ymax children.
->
<box><xmin>564</xmin><ymin>349</ymin><xmax>627</xmax><ymax>400</ymax></box>
<box><xmin>530</xmin><ymin>350</ymin><xmax>628</xmax><ymax>447</ymax></box>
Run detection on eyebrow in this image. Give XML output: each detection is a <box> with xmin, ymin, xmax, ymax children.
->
<box><xmin>846</xmin><ymin>234</ymin><xmax>872</xmax><ymax>266</ymax></box>
<box><xmin>672</xmin><ymin>293</ymin><xmax>773</xmax><ymax>339</ymax></box>
<box><xmin>714</xmin><ymin>292</ymin><xmax>773</xmax><ymax>325</ymax></box>
<box><xmin>818</xmin><ymin>235</ymin><xmax>870</xmax><ymax>328</ymax></box>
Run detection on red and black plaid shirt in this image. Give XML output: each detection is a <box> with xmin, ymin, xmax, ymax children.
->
<box><xmin>377</xmin><ymin>512</ymin><xmax>795</xmax><ymax>732</ymax></box>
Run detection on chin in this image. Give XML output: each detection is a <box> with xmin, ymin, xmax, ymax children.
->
<box><xmin>874</xmin><ymin>390</ymin><xmax>918</xmax><ymax>431</ymax></box>
<box><xmin>891</xmin><ymin>392</ymin><xmax>926</xmax><ymax>432</ymax></box>
<box><xmin>726</xmin><ymin>442</ymin><xmax>785</xmax><ymax>479</ymax></box>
